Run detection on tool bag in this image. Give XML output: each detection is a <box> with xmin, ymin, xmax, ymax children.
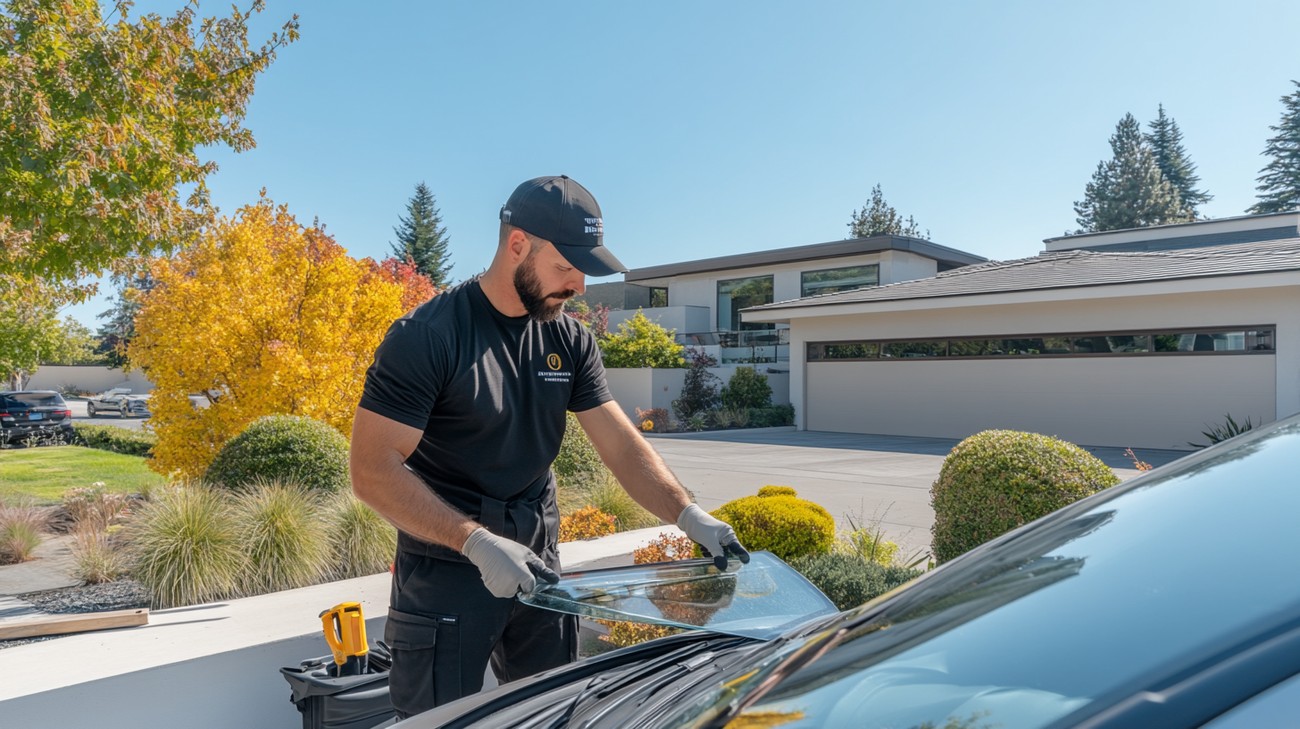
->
<box><xmin>280</xmin><ymin>642</ymin><xmax>394</xmax><ymax>729</ymax></box>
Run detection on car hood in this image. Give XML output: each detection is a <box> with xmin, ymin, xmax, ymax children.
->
<box><xmin>519</xmin><ymin>551</ymin><xmax>838</xmax><ymax>640</ymax></box>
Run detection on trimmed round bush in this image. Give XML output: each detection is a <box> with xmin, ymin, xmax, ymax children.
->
<box><xmin>720</xmin><ymin>367</ymin><xmax>773</xmax><ymax>410</ymax></box>
<box><xmin>931</xmin><ymin>430</ymin><xmax>1120</xmax><ymax>564</ymax></box>
<box><xmin>711</xmin><ymin>487</ymin><xmax>834</xmax><ymax>562</ymax></box>
<box><xmin>205</xmin><ymin>415</ymin><xmax>349</xmax><ymax>493</ymax></box>
<box><xmin>791</xmin><ymin>552</ymin><xmax>921</xmax><ymax>610</ymax></box>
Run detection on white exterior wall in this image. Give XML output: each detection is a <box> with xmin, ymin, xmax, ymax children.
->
<box><xmin>26</xmin><ymin>365</ymin><xmax>153</xmax><ymax>394</ymax></box>
<box><xmin>633</xmin><ymin>251</ymin><xmax>926</xmax><ymax>331</ymax></box>
<box><xmin>607</xmin><ymin>305</ymin><xmax>711</xmax><ymax>334</ymax></box>
<box><xmin>781</xmin><ymin>282</ymin><xmax>1300</xmax><ymax>450</ymax></box>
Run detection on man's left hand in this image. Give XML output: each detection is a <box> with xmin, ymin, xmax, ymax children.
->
<box><xmin>676</xmin><ymin>504</ymin><xmax>751</xmax><ymax>570</ymax></box>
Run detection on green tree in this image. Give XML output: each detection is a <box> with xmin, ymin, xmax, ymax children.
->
<box><xmin>1249</xmin><ymin>80</ymin><xmax>1300</xmax><ymax>214</ymax></box>
<box><xmin>1146</xmin><ymin>104</ymin><xmax>1211</xmax><ymax>218</ymax></box>
<box><xmin>0</xmin><ymin>282</ymin><xmax>96</xmax><ymax>388</ymax></box>
<box><xmin>598</xmin><ymin>311</ymin><xmax>686</xmax><ymax>369</ymax></box>
<box><xmin>847</xmin><ymin>184</ymin><xmax>928</xmax><ymax>239</ymax></box>
<box><xmin>95</xmin><ymin>269</ymin><xmax>154</xmax><ymax>369</ymax></box>
<box><xmin>391</xmin><ymin>181</ymin><xmax>453</xmax><ymax>287</ymax></box>
<box><xmin>1074</xmin><ymin>113</ymin><xmax>1192</xmax><ymax>232</ymax></box>
<box><xmin>0</xmin><ymin>0</ymin><xmax>299</xmax><ymax>285</ymax></box>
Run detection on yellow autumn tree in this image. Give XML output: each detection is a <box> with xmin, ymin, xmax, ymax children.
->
<box><xmin>130</xmin><ymin>197</ymin><xmax>414</xmax><ymax>478</ymax></box>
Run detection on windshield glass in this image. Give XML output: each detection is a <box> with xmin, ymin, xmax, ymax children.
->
<box><xmin>520</xmin><ymin>551</ymin><xmax>838</xmax><ymax>640</ymax></box>
<box><xmin>696</xmin><ymin>419</ymin><xmax>1300</xmax><ymax>728</ymax></box>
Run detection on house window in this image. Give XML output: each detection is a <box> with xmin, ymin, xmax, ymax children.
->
<box><xmin>649</xmin><ymin>287</ymin><xmax>668</xmax><ymax>308</ymax></box>
<box><xmin>807</xmin><ymin>326</ymin><xmax>1276</xmax><ymax>361</ymax></box>
<box><xmin>717</xmin><ymin>275</ymin><xmax>773</xmax><ymax>331</ymax></box>
<box><xmin>801</xmin><ymin>265</ymin><xmax>880</xmax><ymax>298</ymax></box>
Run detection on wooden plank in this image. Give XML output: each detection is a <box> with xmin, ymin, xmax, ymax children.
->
<box><xmin>0</xmin><ymin>608</ymin><xmax>149</xmax><ymax>640</ymax></box>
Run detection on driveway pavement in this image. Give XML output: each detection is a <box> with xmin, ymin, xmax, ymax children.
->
<box><xmin>648</xmin><ymin>427</ymin><xmax>1188</xmax><ymax>560</ymax></box>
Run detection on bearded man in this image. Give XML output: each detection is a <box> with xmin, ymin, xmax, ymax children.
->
<box><xmin>350</xmin><ymin>175</ymin><xmax>749</xmax><ymax>718</ymax></box>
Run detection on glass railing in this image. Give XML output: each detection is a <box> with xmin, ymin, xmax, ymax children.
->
<box><xmin>678</xmin><ymin>329</ymin><xmax>790</xmax><ymax>364</ymax></box>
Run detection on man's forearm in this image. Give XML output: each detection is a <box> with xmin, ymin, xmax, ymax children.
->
<box><xmin>351</xmin><ymin>449</ymin><xmax>481</xmax><ymax>552</ymax></box>
<box><xmin>603</xmin><ymin>433</ymin><xmax>693</xmax><ymax>524</ymax></box>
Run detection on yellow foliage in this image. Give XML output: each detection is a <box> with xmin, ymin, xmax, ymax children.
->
<box><xmin>558</xmin><ymin>505</ymin><xmax>617</xmax><ymax>542</ymax></box>
<box><xmin>129</xmin><ymin>198</ymin><xmax>414</xmax><ymax>478</ymax></box>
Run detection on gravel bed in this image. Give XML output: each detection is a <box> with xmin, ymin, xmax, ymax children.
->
<box><xmin>0</xmin><ymin>579</ymin><xmax>151</xmax><ymax>650</ymax></box>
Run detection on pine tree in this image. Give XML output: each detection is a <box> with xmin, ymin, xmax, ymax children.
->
<box><xmin>1146</xmin><ymin>104</ymin><xmax>1211</xmax><ymax>218</ymax></box>
<box><xmin>1249</xmin><ymin>80</ymin><xmax>1300</xmax><ymax>214</ymax></box>
<box><xmin>1074</xmin><ymin>113</ymin><xmax>1191</xmax><ymax>232</ymax></box>
<box><xmin>847</xmin><ymin>184</ymin><xmax>929</xmax><ymax>239</ymax></box>
<box><xmin>391</xmin><ymin>182</ymin><xmax>453</xmax><ymax>287</ymax></box>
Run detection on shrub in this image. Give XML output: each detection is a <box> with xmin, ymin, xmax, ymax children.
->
<box><xmin>790</xmin><ymin>553</ymin><xmax>920</xmax><ymax>610</ymax></box>
<box><xmin>757</xmin><ymin>485</ymin><xmax>797</xmax><ymax>497</ymax></box>
<box><xmin>838</xmin><ymin>525</ymin><xmax>899</xmax><ymax>567</ymax></box>
<box><xmin>748</xmin><ymin>404</ymin><xmax>795</xmax><ymax>428</ymax></box>
<box><xmin>598</xmin><ymin>311</ymin><xmax>686</xmax><ymax>369</ymax></box>
<box><xmin>205</xmin><ymin>415</ymin><xmax>349</xmax><ymax>493</ymax></box>
<box><xmin>632</xmin><ymin>532</ymin><xmax>696</xmax><ymax>564</ymax></box>
<box><xmin>930</xmin><ymin>430</ymin><xmax>1120</xmax><ymax>564</ymax></box>
<box><xmin>672</xmin><ymin>348</ymin><xmax>721</xmax><ymax>420</ymax></box>
<box><xmin>73</xmin><ymin>424</ymin><xmax>157</xmax><ymax>457</ymax></box>
<box><xmin>325</xmin><ymin>492</ymin><xmax>398</xmax><ymax>579</ymax></box>
<box><xmin>559</xmin><ymin>505</ymin><xmax>617</xmax><ymax>542</ymax></box>
<box><xmin>720</xmin><ymin>367</ymin><xmax>772</xmax><ymax>410</ymax></box>
<box><xmin>72</xmin><ymin>526</ymin><xmax>131</xmax><ymax>584</ymax></box>
<box><xmin>553</xmin><ymin>412</ymin><xmax>605</xmax><ymax>483</ymax></box>
<box><xmin>62</xmin><ymin>485</ymin><xmax>132</xmax><ymax>533</ymax></box>
<box><xmin>635</xmin><ymin>407</ymin><xmax>671</xmax><ymax>433</ymax></box>
<box><xmin>128</xmin><ymin>484</ymin><xmax>247</xmax><ymax>608</ymax></box>
<box><xmin>587</xmin><ymin>473</ymin><xmax>660</xmax><ymax>531</ymax></box>
<box><xmin>233</xmin><ymin>481</ymin><xmax>331</xmax><ymax>594</ymax></box>
<box><xmin>0</xmin><ymin>500</ymin><xmax>47</xmax><ymax>564</ymax></box>
<box><xmin>711</xmin><ymin>487</ymin><xmax>835</xmax><ymax>562</ymax></box>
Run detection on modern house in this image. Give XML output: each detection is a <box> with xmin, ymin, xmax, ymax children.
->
<box><xmin>744</xmin><ymin>212</ymin><xmax>1300</xmax><ymax>450</ymax></box>
<box><xmin>595</xmin><ymin>235</ymin><xmax>987</xmax><ymax>368</ymax></box>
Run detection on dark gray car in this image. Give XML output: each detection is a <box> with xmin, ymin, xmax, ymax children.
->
<box><xmin>406</xmin><ymin>413</ymin><xmax>1300</xmax><ymax>728</ymax></box>
<box><xmin>0</xmin><ymin>390</ymin><xmax>75</xmax><ymax>444</ymax></box>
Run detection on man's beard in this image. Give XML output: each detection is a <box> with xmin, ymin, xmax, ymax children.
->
<box><xmin>514</xmin><ymin>253</ymin><xmax>576</xmax><ymax>322</ymax></box>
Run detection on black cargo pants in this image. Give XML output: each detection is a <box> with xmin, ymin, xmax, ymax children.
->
<box><xmin>384</xmin><ymin>549</ymin><xmax>578</xmax><ymax>719</ymax></box>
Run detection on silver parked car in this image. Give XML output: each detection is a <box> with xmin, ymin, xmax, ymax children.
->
<box><xmin>406</xmin><ymin>412</ymin><xmax>1300</xmax><ymax>728</ymax></box>
<box><xmin>87</xmin><ymin>388</ymin><xmax>151</xmax><ymax>418</ymax></box>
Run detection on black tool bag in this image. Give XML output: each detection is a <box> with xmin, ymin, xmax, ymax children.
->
<box><xmin>280</xmin><ymin>643</ymin><xmax>395</xmax><ymax>729</ymax></box>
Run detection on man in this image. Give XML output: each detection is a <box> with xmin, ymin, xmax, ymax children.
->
<box><xmin>350</xmin><ymin>175</ymin><xmax>749</xmax><ymax>719</ymax></box>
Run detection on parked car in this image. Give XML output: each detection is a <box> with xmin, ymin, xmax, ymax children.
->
<box><xmin>87</xmin><ymin>388</ymin><xmax>151</xmax><ymax>418</ymax></box>
<box><xmin>407</xmin><ymin>413</ymin><xmax>1300</xmax><ymax>728</ymax></box>
<box><xmin>0</xmin><ymin>390</ymin><xmax>75</xmax><ymax>444</ymax></box>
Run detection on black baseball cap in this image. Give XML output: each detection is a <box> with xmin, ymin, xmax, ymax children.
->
<box><xmin>499</xmin><ymin>175</ymin><xmax>627</xmax><ymax>276</ymax></box>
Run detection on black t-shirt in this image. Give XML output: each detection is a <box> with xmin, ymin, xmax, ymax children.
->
<box><xmin>359</xmin><ymin>279</ymin><xmax>611</xmax><ymax>563</ymax></box>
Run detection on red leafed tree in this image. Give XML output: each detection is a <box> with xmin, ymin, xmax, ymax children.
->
<box><xmin>374</xmin><ymin>256</ymin><xmax>439</xmax><ymax>312</ymax></box>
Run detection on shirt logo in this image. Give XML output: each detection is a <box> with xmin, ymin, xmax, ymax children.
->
<box><xmin>547</xmin><ymin>353</ymin><xmax>562</xmax><ymax>371</ymax></box>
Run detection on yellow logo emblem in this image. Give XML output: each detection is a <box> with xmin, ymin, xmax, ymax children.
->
<box><xmin>546</xmin><ymin>353</ymin><xmax>562</xmax><ymax>371</ymax></box>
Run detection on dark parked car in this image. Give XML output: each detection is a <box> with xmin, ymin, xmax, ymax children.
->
<box><xmin>0</xmin><ymin>390</ymin><xmax>75</xmax><ymax>444</ymax></box>
<box><xmin>407</xmin><ymin>413</ymin><xmax>1300</xmax><ymax>728</ymax></box>
<box><xmin>87</xmin><ymin>388</ymin><xmax>151</xmax><ymax>418</ymax></box>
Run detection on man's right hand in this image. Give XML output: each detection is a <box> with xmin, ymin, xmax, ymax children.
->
<box><xmin>461</xmin><ymin>528</ymin><xmax>560</xmax><ymax>598</ymax></box>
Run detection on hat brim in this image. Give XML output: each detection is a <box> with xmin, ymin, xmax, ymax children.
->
<box><xmin>551</xmin><ymin>241</ymin><xmax>627</xmax><ymax>277</ymax></box>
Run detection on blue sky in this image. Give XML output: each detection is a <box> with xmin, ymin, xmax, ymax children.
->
<box><xmin>64</xmin><ymin>0</ymin><xmax>1300</xmax><ymax>329</ymax></box>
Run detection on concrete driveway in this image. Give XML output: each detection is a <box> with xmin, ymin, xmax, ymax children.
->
<box><xmin>648</xmin><ymin>428</ymin><xmax>1189</xmax><ymax>561</ymax></box>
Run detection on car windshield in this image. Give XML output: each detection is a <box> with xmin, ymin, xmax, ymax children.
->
<box><xmin>678</xmin><ymin>418</ymin><xmax>1300</xmax><ymax>729</ymax></box>
<box><xmin>520</xmin><ymin>552</ymin><xmax>838</xmax><ymax>640</ymax></box>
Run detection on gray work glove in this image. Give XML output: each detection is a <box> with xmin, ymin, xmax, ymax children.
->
<box><xmin>461</xmin><ymin>528</ymin><xmax>560</xmax><ymax>599</ymax></box>
<box><xmin>677</xmin><ymin>504</ymin><xmax>751</xmax><ymax>570</ymax></box>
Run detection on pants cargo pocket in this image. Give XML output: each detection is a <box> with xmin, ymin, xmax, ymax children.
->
<box><xmin>385</xmin><ymin>608</ymin><xmax>460</xmax><ymax>719</ymax></box>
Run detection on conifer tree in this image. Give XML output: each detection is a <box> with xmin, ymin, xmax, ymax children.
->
<box><xmin>391</xmin><ymin>182</ymin><xmax>453</xmax><ymax>287</ymax></box>
<box><xmin>847</xmin><ymin>184</ymin><xmax>929</xmax><ymax>239</ymax></box>
<box><xmin>1249</xmin><ymin>81</ymin><xmax>1300</xmax><ymax>214</ymax></box>
<box><xmin>1074</xmin><ymin>113</ymin><xmax>1191</xmax><ymax>232</ymax></box>
<box><xmin>1146</xmin><ymin>104</ymin><xmax>1211</xmax><ymax>218</ymax></box>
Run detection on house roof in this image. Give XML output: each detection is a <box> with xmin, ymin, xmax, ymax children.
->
<box><xmin>624</xmin><ymin>235</ymin><xmax>986</xmax><ymax>282</ymax></box>
<box><xmin>747</xmin><ymin>238</ymin><xmax>1300</xmax><ymax>314</ymax></box>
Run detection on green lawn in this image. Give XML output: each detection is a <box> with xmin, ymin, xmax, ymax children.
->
<box><xmin>0</xmin><ymin>445</ymin><xmax>166</xmax><ymax>503</ymax></box>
